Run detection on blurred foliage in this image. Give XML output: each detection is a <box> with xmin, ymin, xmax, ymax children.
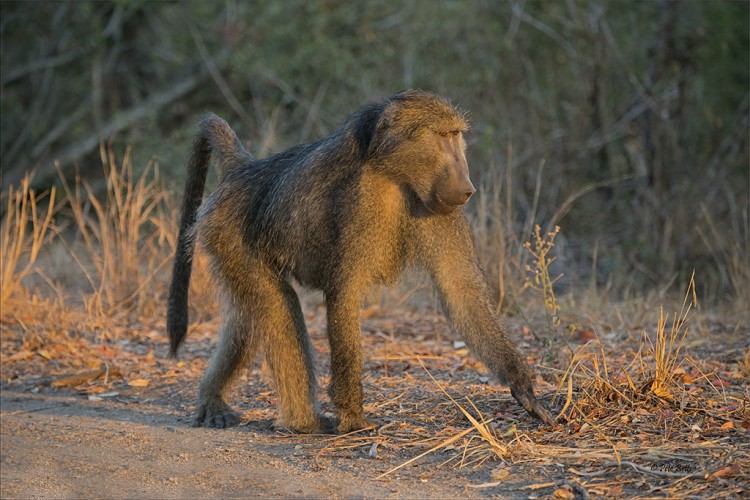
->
<box><xmin>1</xmin><ymin>0</ymin><xmax>747</xmax><ymax>300</ymax></box>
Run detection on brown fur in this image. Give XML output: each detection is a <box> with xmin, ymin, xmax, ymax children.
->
<box><xmin>167</xmin><ymin>90</ymin><xmax>555</xmax><ymax>433</ymax></box>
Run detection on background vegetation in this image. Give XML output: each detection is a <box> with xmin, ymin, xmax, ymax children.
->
<box><xmin>2</xmin><ymin>0</ymin><xmax>748</xmax><ymax>305</ymax></box>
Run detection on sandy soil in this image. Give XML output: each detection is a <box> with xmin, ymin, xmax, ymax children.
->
<box><xmin>2</xmin><ymin>389</ymin><xmax>486</xmax><ymax>499</ymax></box>
<box><xmin>2</xmin><ymin>305</ymin><xmax>747</xmax><ymax>499</ymax></box>
<box><xmin>1</xmin><ymin>309</ymin><xmax>559</xmax><ymax>499</ymax></box>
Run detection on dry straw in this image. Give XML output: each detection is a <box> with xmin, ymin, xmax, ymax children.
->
<box><xmin>56</xmin><ymin>143</ymin><xmax>172</xmax><ymax>319</ymax></box>
<box><xmin>1</xmin><ymin>175</ymin><xmax>57</xmax><ymax>306</ymax></box>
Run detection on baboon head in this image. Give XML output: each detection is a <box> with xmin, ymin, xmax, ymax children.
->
<box><xmin>366</xmin><ymin>90</ymin><xmax>475</xmax><ymax>215</ymax></box>
<box><xmin>427</xmin><ymin>128</ymin><xmax>475</xmax><ymax>214</ymax></box>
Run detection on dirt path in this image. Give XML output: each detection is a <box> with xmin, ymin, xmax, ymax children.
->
<box><xmin>1</xmin><ymin>389</ymin><xmax>478</xmax><ymax>499</ymax></box>
<box><xmin>2</xmin><ymin>309</ymin><xmax>748</xmax><ymax>498</ymax></box>
<box><xmin>2</xmin><ymin>310</ymin><xmax>557</xmax><ymax>499</ymax></box>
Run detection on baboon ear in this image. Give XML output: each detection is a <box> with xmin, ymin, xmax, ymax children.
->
<box><xmin>354</xmin><ymin>102</ymin><xmax>386</xmax><ymax>162</ymax></box>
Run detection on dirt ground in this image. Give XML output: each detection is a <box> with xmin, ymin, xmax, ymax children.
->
<box><xmin>1</xmin><ymin>390</ymin><xmax>482</xmax><ymax>499</ymax></box>
<box><xmin>1</xmin><ymin>304</ymin><xmax>748</xmax><ymax>499</ymax></box>
<box><xmin>1</xmin><ymin>307</ymin><xmax>549</xmax><ymax>499</ymax></box>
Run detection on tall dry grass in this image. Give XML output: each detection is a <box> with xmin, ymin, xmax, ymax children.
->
<box><xmin>1</xmin><ymin>146</ymin><xmax>224</xmax><ymax>367</ymax></box>
<box><xmin>642</xmin><ymin>271</ymin><xmax>697</xmax><ymax>400</ymax></box>
<box><xmin>471</xmin><ymin>168</ymin><xmax>517</xmax><ymax>314</ymax></box>
<box><xmin>56</xmin><ymin>144</ymin><xmax>173</xmax><ymax>319</ymax></box>
<box><xmin>553</xmin><ymin>273</ymin><xmax>701</xmax><ymax>419</ymax></box>
<box><xmin>0</xmin><ymin>175</ymin><xmax>58</xmax><ymax>308</ymax></box>
<box><xmin>43</xmin><ymin>143</ymin><xmax>215</xmax><ymax>325</ymax></box>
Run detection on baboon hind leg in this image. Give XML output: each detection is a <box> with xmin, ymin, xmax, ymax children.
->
<box><xmin>326</xmin><ymin>294</ymin><xmax>376</xmax><ymax>433</ymax></box>
<box><xmin>193</xmin><ymin>265</ymin><xmax>330</xmax><ymax>433</ymax></box>
<box><xmin>263</xmin><ymin>278</ymin><xmax>334</xmax><ymax>433</ymax></box>
<box><xmin>193</xmin><ymin>308</ymin><xmax>257</xmax><ymax>428</ymax></box>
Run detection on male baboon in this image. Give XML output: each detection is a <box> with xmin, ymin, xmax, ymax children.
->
<box><xmin>168</xmin><ymin>90</ymin><xmax>555</xmax><ymax>433</ymax></box>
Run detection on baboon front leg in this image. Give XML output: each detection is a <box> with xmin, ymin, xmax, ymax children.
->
<box><xmin>435</xmin><ymin>268</ymin><xmax>554</xmax><ymax>423</ymax></box>
<box><xmin>421</xmin><ymin>216</ymin><xmax>556</xmax><ymax>425</ymax></box>
<box><xmin>193</xmin><ymin>310</ymin><xmax>254</xmax><ymax>428</ymax></box>
<box><xmin>326</xmin><ymin>295</ymin><xmax>375</xmax><ymax>433</ymax></box>
<box><xmin>264</xmin><ymin>279</ymin><xmax>334</xmax><ymax>434</ymax></box>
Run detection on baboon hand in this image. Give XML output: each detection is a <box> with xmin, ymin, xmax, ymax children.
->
<box><xmin>191</xmin><ymin>399</ymin><xmax>241</xmax><ymax>428</ymax></box>
<box><xmin>510</xmin><ymin>385</ymin><xmax>556</xmax><ymax>425</ymax></box>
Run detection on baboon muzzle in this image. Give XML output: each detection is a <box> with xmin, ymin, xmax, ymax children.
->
<box><xmin>443</xmin><ymin>175</ymin><xmax>476</xmax><ymax>206</ymax></box>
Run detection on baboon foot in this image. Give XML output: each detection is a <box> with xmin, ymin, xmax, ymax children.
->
<box><xmin>192</xmin><ymin>399</ymin><xmax>241</xmax><ymax>428</ymax></box>
<box><xmin>336</xmin><ymin>411</ymin><xmax>377</xmax><ymax>434</ymax></box>
<box><xmin>510</xmin><ymin>385</ymin><xmax>556</xmax><ymax>425</ymax></box>
<box><xmin>273</xmin><ymin>414</ymin><xmax>337</xmax><ymax>434</ymax></box>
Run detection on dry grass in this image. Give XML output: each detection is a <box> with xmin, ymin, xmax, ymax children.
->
<box><xmin>471</xmin><ymin>166</ymin><xmax>517</xmax><ymax>314</ymax></box>
<box><xmin>353</xmin><ymin>274</ymin><xmax>747</xmax><ymax>497</ymax></box>
<box><xmin>49</xmin><ymin>143</ymin><xmax>217</xmax><ymax>324</ymax></box>
<box><xmin>1</xmin><ymin>144</ymin><xmax>218</xmax><ymax>359</ymax></box>
<box><xmin>377</xmin><ymin>358</ymin><xmax>510</xmax><ymax>479</ymax></box>
<box><xmin>56</xmin><ymin>144</ymin><xmax>172</xmax><ymax>319</ymax></box>
<box><xmin>0</xmin><ymin>175</ymin><xmax>58</xmax><ymax>308</ymax></box>
<box><xmin>644</xmin><ymin>272</ymin><xmax>697</xmax><ymax>401</ymax></box>
<box><xmin>523</xmin><ymin>224</ymin><xmax>563</xmax><ymax>340</ymax></box>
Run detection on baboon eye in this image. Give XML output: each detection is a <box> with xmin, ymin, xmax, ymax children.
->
<box><xmin>437</xmin><ymin>130</ymin><xmax>460</xmax><ymax>137</ymax></box>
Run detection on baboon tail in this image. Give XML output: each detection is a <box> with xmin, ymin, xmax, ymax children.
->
<box><xmin>166</xmin><ymin>114</ymin><xmax>251</xmax><ymax>356</ymax></box>
<box><xmin>201</xmin><ymin>113</ymin><xmax>253</xmax><ymax>174</ymax></box>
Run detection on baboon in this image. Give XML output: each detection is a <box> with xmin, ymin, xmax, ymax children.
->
<box><xmin>167</xmin><ymin>90</ymin><xmax>555</xmax><ymax>433</ymax></box>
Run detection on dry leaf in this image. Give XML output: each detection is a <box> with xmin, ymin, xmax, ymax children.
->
<box><xmin>711</xmin><ymin>462</ymin><xmax>739</xmax><ymax>479</ymax></box>
<box><xmin>2</xmin><ymin>350</ymin><xmax>35</xmax><ymax>363</ymax></box>
<box><xmin>98</xmin><ymin>345</ymin><xmax>118</xmax><ymax>358</ymax></box>
<box><xmin>143</xmin><ymin>350</ymin><xmax>155</xmax><ymax>365</ymax></box>
<box><xmin>652</xmin><ymin>385</ymin><xmax>673</xmax><ymax>400</ymax></box>
<box><xmin>490</xmin><ymin>468</ymin><xmax>510</xmax><ymax>481</ymax></box>
<box><xmin>37</xmin><ymin>349</ymin><xmax>53</xmax><ymax>361</ymax></box>
<box><xmin>526</xmin><ymin>482</ymin><xmax>556</xmax><ymax>491</ymax></box>
<box><xmin>575</xmin><ymin>329</ymin><xmax>597</xmax><ymax>343</ymax></box>
<box><xmin>713</xmin><ymin>377</ymin><xmax>731</xmax><ymax>387</ymax></box>
<box><xmin>553</xmin><ymin>485</ymin><xmax>574</xmax><ymax>499</ymax></box>
<box><xmin>83</xmin><ymin>385</ymin><xmax>108</xmax><ymax>394</ymax></box>
<box><xmin>128</xmin><ymin>378</ymin><xmax>149</xmax><ymax>387</ymax></box>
